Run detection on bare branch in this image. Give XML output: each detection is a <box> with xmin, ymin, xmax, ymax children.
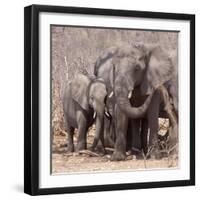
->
<box><xmin>78</xmin><ymin>150</ymin><xmax>101</xmax><ymax>157</ymax></box>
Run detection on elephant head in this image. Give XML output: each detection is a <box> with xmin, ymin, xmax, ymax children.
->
<box><xmin>95</xmin><ymin>44</ymin><xmax>175</xmax><ymax>119</ymax></box>
<box><xmin>71</xmin><ymin>74</ymin><xmax>108</xmax><ymax>149</ymax></box>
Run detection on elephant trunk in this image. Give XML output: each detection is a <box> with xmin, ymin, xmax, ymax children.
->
<box><xmin>91</xmin><ymin>110</ymin><xmax>104</xmax><ymax>150</ymax></box>
<box><xmin>117</xmin><ymin>92</ymin><xmax>154</xmax><ymax>118</ymax></box>
<box><xmin>114</xmin><ymin>74</ymin><xmax>154</xmax><ymax>119</ymax></box>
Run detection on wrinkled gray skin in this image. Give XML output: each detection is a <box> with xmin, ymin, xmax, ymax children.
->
<box><xmin>140</xmin><ymin>50</ymin><xmax>179</xmax><ymax>156</ymax></box>
<box><xmin>94</xmin><ymin>44</ymin><xmax>175</xmax><ymax>161</ymax></box>
<box><xmin>127</xmin><ymin>85</ymin><xmax>178</xmax><ymax>157</ymax></box>
<box><xmin>63</xmin><ymin>74</ymin><xmax>107</xmax><ymax>152</ymax></box>
<box><xmin>127</xmin><ymin>51</ymin><xmax>178</xmax><ymax>156</ymax></box>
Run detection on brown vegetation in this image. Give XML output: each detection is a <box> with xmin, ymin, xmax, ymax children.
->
<box><xmin>51</xmin><ymin>26</ymin><xmax>178</xmax><ymax>173</ymax></box>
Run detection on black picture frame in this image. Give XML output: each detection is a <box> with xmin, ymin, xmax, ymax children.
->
<box><xmin>24</xmin><ymin>4</ymin><xmax>195</xmax><ymax>196</ymax></box>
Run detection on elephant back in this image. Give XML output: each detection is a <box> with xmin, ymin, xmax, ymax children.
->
<box><xmin>94</xmin><ymin>46</ymin><xmax>118</xmax><ymax>76</ymax></box>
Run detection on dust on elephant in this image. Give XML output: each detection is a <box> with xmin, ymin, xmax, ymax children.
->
<box><xmin>94</xmin><ymin>44</ymin><xmax>176</xmax><ymax>161</ymax></box>
<box><xmin>63</xmin><ymin>74</ymin><xmax>108</xmax><ymax>152</ymax></box>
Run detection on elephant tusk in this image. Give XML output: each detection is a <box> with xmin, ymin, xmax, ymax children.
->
<box><xmin>147</xmin><ymin>128</ymin><xmax>150</xmax><ymax>146</ymax></box>
<box><xmin>108</xmin><ymin>91</ymin><xmax>114</xmax><ymax>98</ymax></box>
<box><xmin>105</xmin><ymin>111</ymin><xmax>110</xmax><ymax>118</ymax></box>
<box><xmin>93</xmin><ymin>112</ymin><xmax>97</xmax><ymax>119</ymax></box>
<box><xmin>128</xmin><ymin>90</ymin><xmax>132</xmax><ymax>99</ymax></box>
<box><xmin>104</xmin><ymin>107</ymin><xmax>110</xmax><ymax>118</ymax></box>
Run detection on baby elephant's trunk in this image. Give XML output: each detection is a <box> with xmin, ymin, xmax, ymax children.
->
<box><xmin>91</xmin><ymin>111</ymin><xmax>105</xmax><ymax>150</ymax></box>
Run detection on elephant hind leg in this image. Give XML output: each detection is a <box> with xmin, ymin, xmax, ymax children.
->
<box><xmin>104</xmin><ymin>118</ymin><xmax>115</xmax><ymax>148</ymax></box>
<box><xmin>129</xmin><ymin>119</ymin><xmax>142</xmax><ymax>155</ymax></box>
<box><xmin>145</xmin><ymin>91</ymin><xmax>160</xmax><ymax>158</ymax></box>
<box><xmin>76</xmin><ymin>113</ymin><xmax>88</xmax><ymax>151</ymax></box>
<box><xmin>63</xmin><ymin>112</ymin><xmax>75</xmax><ymax>152</ymax></box>
<box><xmin>147</xmin><ymin>110</ymin><xmax>159</xmax><ymax>158</ymax></box>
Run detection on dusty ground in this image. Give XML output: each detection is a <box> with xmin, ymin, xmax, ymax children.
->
<box><xmin>52</xmin><ymin>122</ymin><xmax>178</xmax><ymax>174</ymax></box>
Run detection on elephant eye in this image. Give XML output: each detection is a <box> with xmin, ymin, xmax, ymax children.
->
<box><xmin>90</xmin><ymin>95</ymin><xmax>94</xmax><ymax>100</ymax></box>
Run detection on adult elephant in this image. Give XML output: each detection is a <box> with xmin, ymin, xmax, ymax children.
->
<box><xmin>127</xmin><ymin>84</ymin><xmax>178</xmax><ymax>157</ymax></box>
<box><xmin>128</xmin><ymin>48</ymin><xmax>178</xmax><ymax>157</ymax></box>
<box><xmin>94</xmin><ymin>44</ymin><xmax>175</xmax><ymax>161</ymax></box>
<box><xmin>63</xmin><ymin>74</ymin><xmax>108</xmax><ymax>152</ymax></box>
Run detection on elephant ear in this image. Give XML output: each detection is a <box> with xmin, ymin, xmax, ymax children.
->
<box><xmin>71</xmin><ymin>74</ymin><xmax>90</xmax><ymax>111</ymax></box>
<box><xmin>140</xmin><ymin>46</ymin><xmax>174</xmax><ymax>95</ymax></box>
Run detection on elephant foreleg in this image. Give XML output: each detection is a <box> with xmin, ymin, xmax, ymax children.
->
<box><xmin>110</xmin><ymin>107</ymin><xmax>128</xmax><ymax>161</ymax></box>
<box><xmin>141</xmin><ymin>118</ymin><xmax>148</xmax><ymax>155</ymax></box>
<box><xmin>76</xmin><ymin>112</ymin><xmax>88</xmax><ymax>151</ymax></box>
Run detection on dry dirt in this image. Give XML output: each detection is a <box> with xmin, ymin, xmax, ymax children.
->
<box><xmin>52</xmin><ymin>124</ymin><xmax>178</xmax><ymax>174</ymax></box>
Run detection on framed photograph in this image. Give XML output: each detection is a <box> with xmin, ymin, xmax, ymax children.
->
<box><xmin>24</xmin><ymin>4</ymin><xmax>195</xmax><ymax>195</ymax></box>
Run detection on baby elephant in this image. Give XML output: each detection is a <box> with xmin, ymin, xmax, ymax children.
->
<box><xmin>63</xmin><ymin>74</ymin><xmax>108</xmax><ymax>152</ymax></box>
